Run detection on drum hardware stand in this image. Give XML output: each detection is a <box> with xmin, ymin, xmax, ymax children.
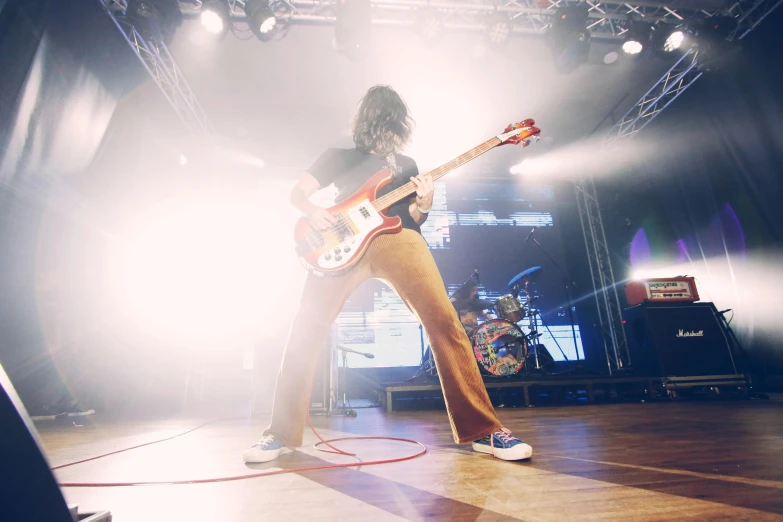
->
<box><xmin>526</xmin><ymin>231</ymin><xmax>581</xmax><ymax>361</ymax></box>
<box><xmin>520</xmin><ymin>284</ymin><xmax>549</xmax><ymax>372</ymax></box>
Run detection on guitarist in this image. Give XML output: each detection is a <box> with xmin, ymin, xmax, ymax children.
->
<box><xmin>243</xmin><ymin>85</ymin><xmax>532</xmax><ymax>463</ymax></box>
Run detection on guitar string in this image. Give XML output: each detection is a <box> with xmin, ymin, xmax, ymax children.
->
<box><xmin>303</xmin><ymin>134</ymin><xmax>511</xmax><ymax>247</ymax></box>
<box><xmin>304</xmin><ymin>138</ymin><xmax>501</xmax><ymax>245</ymax></box>
<box><xmin>373</xmin><ymin>137</ymin><xmax>501</xmax><ymax>210</ymax></box>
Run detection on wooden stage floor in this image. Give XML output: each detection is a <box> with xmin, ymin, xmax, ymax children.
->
<box><xmin>39</xmin><ymin>398</ymin><xmax>783</xmax><ymax>521</ymax></box>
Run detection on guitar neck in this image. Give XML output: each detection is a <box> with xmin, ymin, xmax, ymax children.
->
<box><xmin>373</xmin><ymin>136</ymin><xmax>502</xmax><ymax>211</ymax></box>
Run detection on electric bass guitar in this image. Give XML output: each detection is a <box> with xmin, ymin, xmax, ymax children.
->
<box><xmin>295</xmin><ymin>119</ymin><xmax>541</xmax><ymax>276</ymax></box>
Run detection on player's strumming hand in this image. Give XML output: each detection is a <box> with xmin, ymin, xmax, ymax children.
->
<box><xmin>410</xmin><ymin>173</ymin><xmax>434</xmax><ymax>212</ymax></box>
<box><xmin>307</xmin><ymin>206</ymin><xmax>338</xmax><ymax>231</ymax></box>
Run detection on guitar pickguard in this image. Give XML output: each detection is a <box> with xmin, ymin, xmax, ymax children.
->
<box><xmin>316</xmin><ymin>200</ymin><xmax>383</xmax><ymax>270</ymax></box>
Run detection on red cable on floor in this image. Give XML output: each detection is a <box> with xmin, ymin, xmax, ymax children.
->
<box><xmin>53</xmin><ymin>412</ymin><xmax>427</xmax><ymax>487</ymax></box>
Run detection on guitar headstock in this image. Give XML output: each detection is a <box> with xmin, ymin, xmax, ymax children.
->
<box><xmin>497</xmin><ymin>119</ymin><xmax>541</xmax><ymax>147</ymax></box>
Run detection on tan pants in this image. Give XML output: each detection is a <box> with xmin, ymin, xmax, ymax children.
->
<box><xmin>264</xmin><ymin>229</ymin><xmax>502</xmax><ymax>446</ymax></box>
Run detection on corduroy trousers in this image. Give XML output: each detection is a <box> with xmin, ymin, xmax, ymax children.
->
<box><xmin>264</xmin><ymin>229</ymin><xmax>503</xmax><ymax>446</ymax></box>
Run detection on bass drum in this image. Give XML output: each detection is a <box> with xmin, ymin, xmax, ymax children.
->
<box><xmin>471</xmin><ymin>319</ymin><xmax>528</xmax><ymax>376</ymax></box>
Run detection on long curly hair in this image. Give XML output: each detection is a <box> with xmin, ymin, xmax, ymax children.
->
<box><xmin>352</xmin><ymin>85</ymin><xmax>414</xmax><ymax>155</ymax></box>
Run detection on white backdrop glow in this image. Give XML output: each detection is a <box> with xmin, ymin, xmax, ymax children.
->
<box><xmin>107</xmin><ymin>179</ymin><xmax>305</xmax><ymax>347</ymax></box>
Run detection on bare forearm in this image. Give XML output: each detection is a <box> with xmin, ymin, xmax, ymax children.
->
<box><xmin>411</xmin><ymin>206</ymin><xmax>429</xmax><ymax>226</ymax></box>
<box><xmin>409</xmin><ymin>173</ymin><xmax>434</xmax><ymax>226</ymax></box>
<box><xmin>290</xmin><ymin>186</ymin><xmax>319</xmax><ymax>215</ymax></box>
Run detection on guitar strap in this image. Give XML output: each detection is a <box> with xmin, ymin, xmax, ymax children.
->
<box><xmin>385</xmin><ymin>153</ymin><xmax>402</xmax><ymax>177</ymax></box>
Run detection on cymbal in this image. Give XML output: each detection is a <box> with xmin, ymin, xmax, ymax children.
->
<box><xmin>508</xmin><ymin>266</ymin><xmax>542</xmax><ymax>288</ymax></box>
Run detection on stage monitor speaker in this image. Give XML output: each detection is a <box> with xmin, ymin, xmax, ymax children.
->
<box><xmin>623</xmin><ymin>302</ymin><xmax>739</xmax><ymax>377</ymax></box>
<box><xmin>0</xmin><ymin>363</ymin><xmax>73</xmax><ymax>522</ymax></box>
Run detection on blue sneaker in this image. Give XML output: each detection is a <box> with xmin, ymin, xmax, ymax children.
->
<box><xmin>242</xmin><ymin>435</ymin><xmax>293</xmax><ymax>463</ymax></box>
<box><xmin>472</xmin><ymin>428</ymin><xmax>533</xmax><ymax>460</ymax></box>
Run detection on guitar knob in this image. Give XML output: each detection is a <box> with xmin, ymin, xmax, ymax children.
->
<box><xmin>335</xmin><ymin>255</ymin><xmax>342</xmax><ymax>261</ymax></box>
<box><xmin>324</xmin><ymin>253</ymin><xmax>332</xmax><ymax>261</ymax></box>
<box><xmin>334</xmin><ymin>247</ymin><xmax>341</xmax><ymax>254</ymax></box>
<box><xmin>344</xmin><ymin>246</ymin><xmax>351</xmax><ymax>253</ymax></box>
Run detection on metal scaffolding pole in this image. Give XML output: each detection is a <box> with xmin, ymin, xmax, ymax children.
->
<box><xmin>181</xmin><ymin>0</ymin><xmax>723</xmax><ymax>39</ymax></box>
<box><xmin>99</xmin><ymin>0</ymin><xmax>214</xmax><ymax>135</ymax></box>
<box><xmin>574</xmin><ymin>176</ymin><xmax>629</xmax><ymax>374</ymax></box>
<box><xmin>604</xmin><ymin>0</ymin><xmax>782</xmax><ymax>142</ymax></box>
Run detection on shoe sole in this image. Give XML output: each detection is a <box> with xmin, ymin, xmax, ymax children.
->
<box><xmin>472</xmin><ymin>442</ymin><xmax>533</xmax><ymax>461</ymax></box>
<box><xmin>242</xmin><ymin>446</ymin><xmax>293</xmax><ymax>464</ymax></box>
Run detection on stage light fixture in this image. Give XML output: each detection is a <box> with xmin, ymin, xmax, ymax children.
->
<box><xmin>693</xmin><ymin>16</ymin><xmax>741</xmax><ymax>72</ymax></box>
<box><xmin>665</xmin><ymin>30</ymin><xmax>685</xmax><ymax>52</ymax></box>
<box><xmin>622</xmin><ymin>20</ymin><xmax>652</xmax><ymax>55</ymax></box>
<box><xmin>650</xmin><ymin>23</ymin><xmax>690</xmax><ymax>59</ymax></box>
<box><xmin>245</xmin><ymin>0</ymin><xmax>278</xmax><ymax>41</ymax></box>
<box><xmin>126</xmin><ymin>0</ymin><xmax>183</xmax><ymax>45</ymax></box>
<box><xmin>417</xmin><ymin>9</ymin><xmax>443</xmax><ymax>42</ymax></box>
<box><xmin>200</xmin><ymin>0</ymin><xmax>230</xmax><ymax>36</ymax></box>
<box><xmin>545</xmin><ymin>6</ymin><xmax>591</xmax><ymax>74</ymax></box>
<box><xmin>485</xmin><ymin>13</ymin><xmax>511</xmax><ymax>46</ymax></box>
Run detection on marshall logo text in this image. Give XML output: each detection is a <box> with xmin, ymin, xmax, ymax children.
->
<box><xmin>676</xmin><ymin>329</ymin><xmax>704</xmax><ymax>338</ymax></box>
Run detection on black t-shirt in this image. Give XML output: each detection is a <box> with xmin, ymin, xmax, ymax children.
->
<box><xmin>307</xmin><ymin>148</ymin><xmax>421</xmax><ymax>233</ymax></box>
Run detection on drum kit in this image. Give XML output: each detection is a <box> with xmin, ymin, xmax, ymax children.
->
<box><xmin>412</xmin><ymin>266</ymin><xmax>556</xmax><ymax>380</ymax></box>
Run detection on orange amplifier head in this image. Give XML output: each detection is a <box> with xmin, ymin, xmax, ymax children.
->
<box><xmin>624</xmin><ymin>277</ymin><xmax>700</xmax><ymax>306</ymax></box>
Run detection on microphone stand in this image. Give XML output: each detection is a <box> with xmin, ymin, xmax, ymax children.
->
<box><xmin>527</xmin><ymin>234</ymin><xmax>581</xmax><ymax>362</ymax></box>
<box><xmin>332</xmin><ymin>345</ymin><xmax>374</xmax><ymax>417</ymax></box>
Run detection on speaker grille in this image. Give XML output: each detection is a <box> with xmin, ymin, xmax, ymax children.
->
<box><xmin>624</xmin><ymin>303</ymin><xmax>738</xmax><ymax>377</ymax></box>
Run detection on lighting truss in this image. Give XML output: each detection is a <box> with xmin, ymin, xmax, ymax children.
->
<box><xmin>605</xmin><ymin>0</ymin><xmax>781</xmax><ymax>141</ymax></box>
<box><xmin>606</xmin><ymin>49</ymin><xmax>701</xmax><ymax>141</ymax></box>
<box><xmin>182</xmin><ymin>0</ymin><xmax>712</xmax><ymax>39</ymax></box>
<box><xmin>99</xmin><ymin>0</ymin><xmax>214</xmax><ymax>135</ymax></box>
<box><xmin>574</xmin><ymin>176</ymin><xmax>629</xmax><ymax>375</ymax></box>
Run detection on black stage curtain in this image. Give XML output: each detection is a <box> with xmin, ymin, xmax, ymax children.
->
<box><xmin>0</xmin><ymin>0</ymin><xmax>140</xmax><ymax>411</ymax></box>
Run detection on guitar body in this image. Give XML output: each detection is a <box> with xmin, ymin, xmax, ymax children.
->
<box><xmin>294</xmin><ymin>168</ymin><xmax>403</xmax><ymax>276</ymax></box>
<box><xmin>294</xmin><ymin>119</ymin><xmax>541</xmax><ymax>276</ymax></box>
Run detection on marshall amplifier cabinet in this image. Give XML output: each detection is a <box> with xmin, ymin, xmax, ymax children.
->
<box><xmin>625</xmin><ymin>277</ymin><xmax>700</xmax><ymax>306</ymax></box>
<box><xmin>623</xmin><ymin>302</ymin><xmax>741</xmax><ymax>379</ymax></box>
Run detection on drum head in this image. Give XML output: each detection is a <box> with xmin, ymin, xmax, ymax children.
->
<box><xmin>472</xmin><ymin>319</ymin><xmax>527</xmax><ymax>376</ymax></box>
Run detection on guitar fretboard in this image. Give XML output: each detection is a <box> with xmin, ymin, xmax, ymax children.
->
<box><xmin>372</xmin><ymin>136</ymin><xmax>502</xmax><ymax>211</ymax></box>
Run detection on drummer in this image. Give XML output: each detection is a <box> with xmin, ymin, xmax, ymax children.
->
<box><xmin>450</xmin><ymin>280</ymin><xmax>496</xmax><ymax>329</ymax></box>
